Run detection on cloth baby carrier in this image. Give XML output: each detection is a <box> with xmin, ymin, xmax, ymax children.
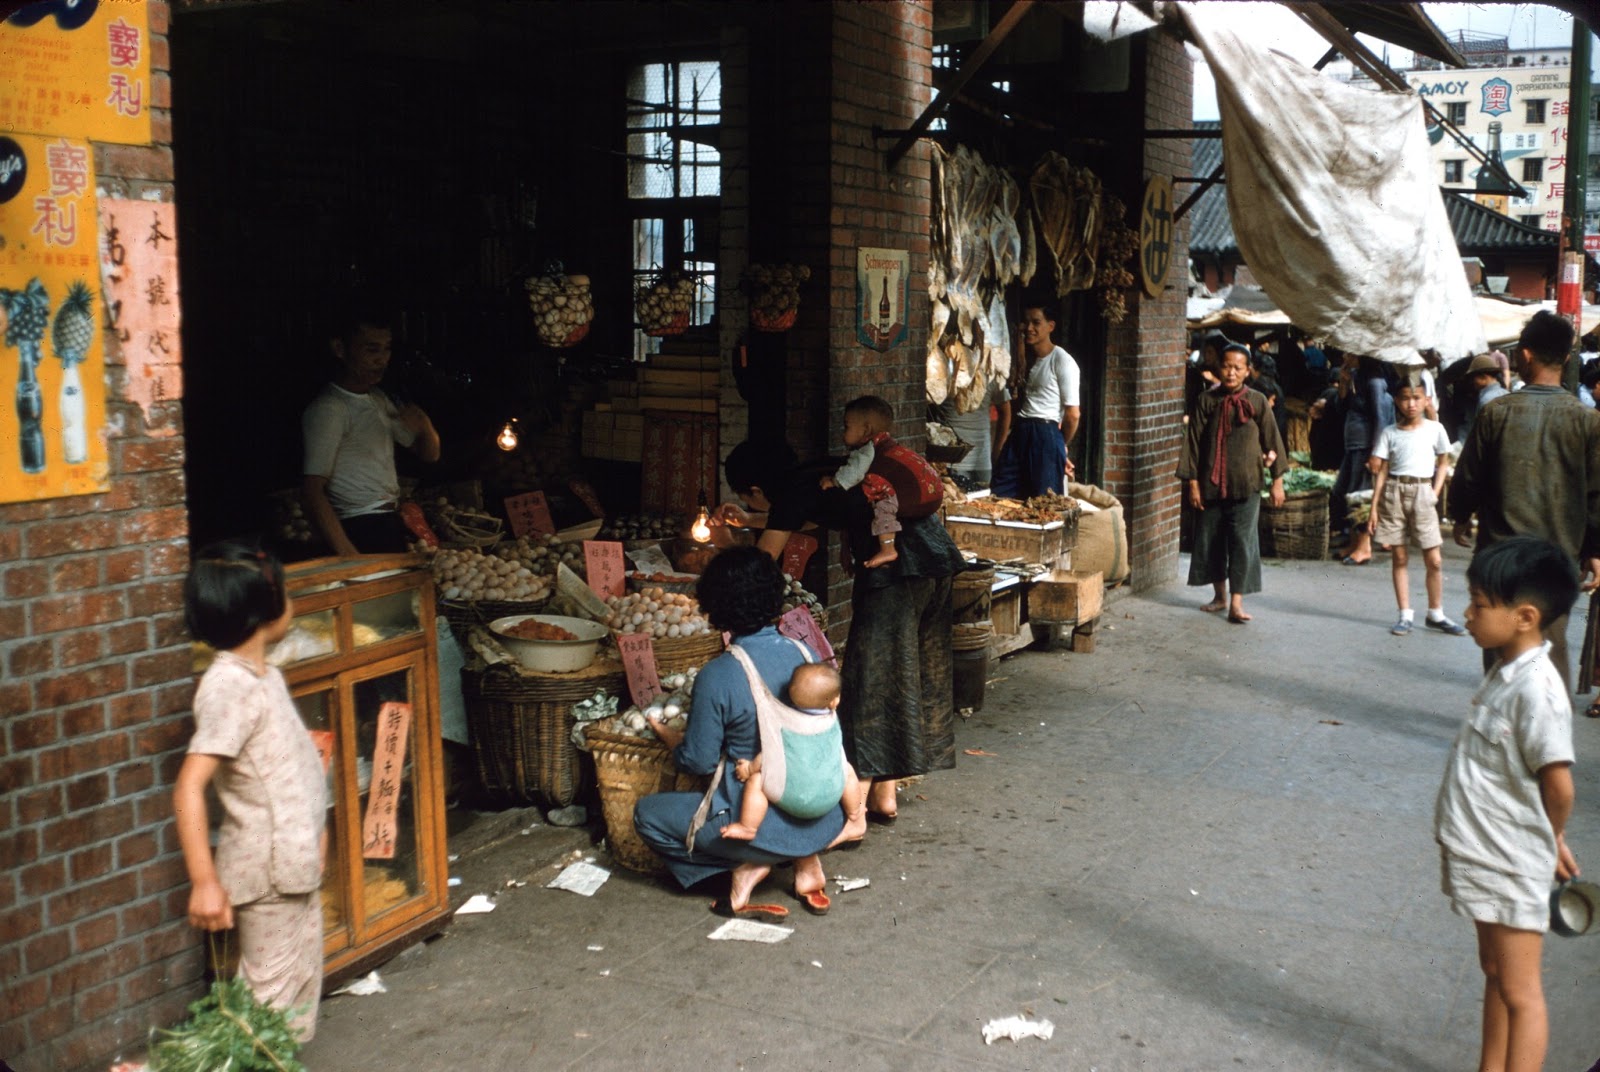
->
<box><xmin>686</xmin><ymin>639</ymin><xmax>844</xmax><ymax>848</ymax></box>
<box><xmin>863</xmin><ymin>432</ymin><xmax>944</xmax><ymax>519</ymax></box>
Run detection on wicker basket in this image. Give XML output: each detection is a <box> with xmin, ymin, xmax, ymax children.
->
<box><xmin>439</xmin><ymin>595</ymin><xmax>553</xmax><ymax>643</ymax></box>
<box><xmin>583</xmin><ymin>725</ymin><xmax>708</xmax><ymax>874</ymax></box>
<box><xmin>461</xmin><ymin>657</ymin><xmax>625</xmax><ymax>808</ymax></box>
<box><xmin>925</xmin><ymin>441</ymin><xmax>975</xmax><ymax>465</ymax></box>
<box><xmin>1258</xmin><ymin>489</ymin><xmax>1330</xmax><ymax>560</ymax></box>
<box><xmin>611</xmin><ymin>627</ymin><xmax>725</xmax><ymax>676</ymax></box>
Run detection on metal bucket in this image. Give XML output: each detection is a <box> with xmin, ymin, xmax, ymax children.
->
<box><xmin>1550</xmin><ymin>880</ymin><xmax>1600</xmax><ymax>937</ymax></box>
<box><xmin>951</xmin><ymin>561</ymin><xmax>996</xmax><ymax>625</ymax></box>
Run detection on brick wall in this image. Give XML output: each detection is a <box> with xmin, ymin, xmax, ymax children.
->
<box><xmin>1</xmin><ymin>4</ymin><xmax>208</xmax><ymax>1068</ymax></box>
<box><xmin>820</xmin><ymin>0</ymin><xmax>934</xmax><ymax>626</ymax></box>
<box><xmin>1099</xmin><ymin>32</ymin><xmax>1192</xmax><ymax>591</ymax></box>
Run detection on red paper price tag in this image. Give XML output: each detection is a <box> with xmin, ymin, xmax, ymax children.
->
<box><xmin>504</xmin><ymin>491</ymin><xmax>555</xmax><ymax>538</ymax></box>
<box><xmin>781</xmin><ymin>533</ymin><xmax>819</xmax><ymax>579</ymax></box>
<box><xmin>583</xmin><ymin>540</ymin><xmax>627</xmax><ymax>599</ymax></box>
<box><xmin>306</xmin><ymin>730</ymin><xmax>334</xmax><ymax>775</ymax></box>
<box><xmin>361</xmin><ymin>702</ymin><xmax>412</xmax><ymax>860</ymax></box>
<box><xmin>616</xmin><ymin>632</ymin><xmax>665</xmax><ymax>708</ymax></box>
<box><xmin>777</xmin><ymin>605</ymin><xmax>834</xmax><ymax>663</ymax></box>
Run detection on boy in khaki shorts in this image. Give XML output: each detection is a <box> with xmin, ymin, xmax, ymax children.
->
<box><xmin>1368</xmin><ymin>374</ymin><xmax>1467</xmax><ymax>636</ymax></box>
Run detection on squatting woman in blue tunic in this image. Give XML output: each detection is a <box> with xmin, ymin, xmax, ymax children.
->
<box><xmin>633</xmin><ymin>547</ymin><xmax>863</xmax><ymax>919</ymax></box>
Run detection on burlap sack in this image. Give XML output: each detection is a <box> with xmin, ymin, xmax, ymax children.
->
<box><xmin>1067</xmin><ymin>482</ymin><xmax>1128</xmax><ymax>584</ymax></box>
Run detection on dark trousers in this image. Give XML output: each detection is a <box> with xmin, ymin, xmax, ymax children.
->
<box><xmin>991</xmin><ymin>417</ymin><xmax>1065</xmax><ymax>499</ymax></box>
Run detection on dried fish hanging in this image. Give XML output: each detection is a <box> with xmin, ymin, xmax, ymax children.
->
<box><xmin>1028</xmin><ymin>152</ymin><xmax>1104</xmax><ymax>297</ymax></box>
<box><xmin>927</xmin><ymin>145</ymin><xmax>1033</xmax><ymax>411</ymax></box>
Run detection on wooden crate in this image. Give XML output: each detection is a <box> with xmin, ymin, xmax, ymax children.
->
<box><xmin>945</xmin><ymin>516</ymin><xmax>1066</xmax><ymax>567</ymax></box>
<box><xmin>1027</xmin><ymin>569</ymin><xmax>1103</xmax><ymax>623</ymax></box>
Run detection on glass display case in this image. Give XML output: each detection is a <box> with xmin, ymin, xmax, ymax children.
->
<box><xmin>268</xmin><ymin>554</ymin><xmax>449</xmax><ymax>986</ymax></box>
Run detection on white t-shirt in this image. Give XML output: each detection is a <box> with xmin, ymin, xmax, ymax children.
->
<box><xmin>1372</xmin><ymin>419</ymin><xmax>1450</xmax><ymax>478</ymax></box>
<box><xmin>302</xmin><ymin>384</ymin><xmax>417</xmax><ymax>518</ymax></box>
<box><xmin>1434</xmin><ymin>642</ymin><xmax>1573</xmax><ymax>879</ymax></box>
<box><xmin>1014</xmin><ymin>345</ymin><xmax>1080</xmax><ymax>422</ymax></box>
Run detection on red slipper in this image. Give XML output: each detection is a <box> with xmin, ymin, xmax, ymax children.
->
<box><xmin>795</xmin><ymin>888</ymin><xmax>831</xmax><ymax>915</ymax></box>
<box><xmin>710</xmin><ymin>898</ymin><xmax>789</xmax><ymax>922</ymax></box>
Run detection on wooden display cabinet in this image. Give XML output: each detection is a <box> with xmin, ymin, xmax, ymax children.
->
<box><xmin>270</xmin><ymin>554</ymin><xmax>449</xmax><ymax>987</ymax></box>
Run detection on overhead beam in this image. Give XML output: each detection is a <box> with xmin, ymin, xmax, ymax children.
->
<box><xmin>885</xmin><ymin>0</ymin><xmax>1036</xmax><ymax>170</ymax></box>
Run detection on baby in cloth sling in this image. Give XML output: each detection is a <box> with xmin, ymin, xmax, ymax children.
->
<box><xmin>720</xmin><ymin>652</ymin><xmax>864</xmax><ymax>840</ymax></box>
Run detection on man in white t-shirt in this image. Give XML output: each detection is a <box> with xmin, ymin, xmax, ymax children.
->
<box><xmin>990</xmin><ymin>303</ymin><xmax>1080</xmax><ymax>499</ymax></box>
<box><xmin>302</xmin><ymin>310</ymin><xmax>440</xmax><ymax>555</ymax></box>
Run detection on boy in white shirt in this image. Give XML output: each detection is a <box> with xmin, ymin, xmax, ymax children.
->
<box><xmin>1435</xmin><ymin>535</ymin><xmax>1580</xmax><ymax>1072</ymax></box>
<box><xmin>1368</xmin><ymin>374</ymin><xmax>1465</xmax><ymax>636</ymax></box>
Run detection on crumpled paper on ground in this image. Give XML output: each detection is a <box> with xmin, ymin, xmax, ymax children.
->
<box><xmin>330</xmin><ymin>970</ymin><xmax>387</xmax><ymax>997</ymax></box>
<box><xmin>454</xmin><ymin>893</ymin><xmax>497</xmax><ymax>915</ymax></box>
<box><xmin>707</xmin><ymin>919</ymin><xmax>793</xmax><ymax>943</ymax></box>
<box><xmin>982</xmin><ymin>1015</ymin><xmax>1055</xmax><ymax>1045</ymax></box>
<box><xmin>547</xmin><ymin>860</ymin><xmax>610</xmax><ymax>896</ymax></box>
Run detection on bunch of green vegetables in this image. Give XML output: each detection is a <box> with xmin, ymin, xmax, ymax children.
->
<box><xmin>148</xmin><ymin>976</ymin><xmax>305</xmax><ymax>1072</ymax></box>
<box><xmin>1261</xmin><ymin>454</ymin><xmax>1337</xmax><ymax>498</ymax></box>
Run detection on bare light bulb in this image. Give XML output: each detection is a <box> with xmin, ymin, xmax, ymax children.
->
<box><xmin>496</xmin><ymin>420</ymin><xmax>519</xmax><ymax>452</ymax></box>
<box><xmin>690</xmin><ymin>506</ymin><xmax>712</xmax><ymax>543</ymax></box>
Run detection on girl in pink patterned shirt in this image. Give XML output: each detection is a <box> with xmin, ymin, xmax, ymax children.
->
<box><xmin>174</xmin><ymin>541</ymin><xmax>327</xmax><ymax>1042</ymax></box>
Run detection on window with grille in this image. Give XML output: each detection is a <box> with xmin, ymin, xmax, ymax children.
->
<box><xmin>1525</xmin><ymin>98</ymin><xmax>1547</xmax><ymax>124</ymax></box>
<box><xmin>1522</xmin><ymin>157</ymin><xmax>1544</xmax><ymax>182</ymax></box>
<box><xmin>626</xmin><ymin>61</ymin><xmax>720</xmax><ymax>360</ymax></box>
<box><xmin>1443</xmin><ymin>160</ymin><xmax>1464</xmax><ymax>183</ymax></box>
<box><xmin>1445</xmin><ymin>101</ymin><xmax>1467</xmax><ymax>126</ymax></box>
<box><xmin>1520</xmin><ymin>214</ymin><xmax>1542</xmax><ymax>227</ymax></box>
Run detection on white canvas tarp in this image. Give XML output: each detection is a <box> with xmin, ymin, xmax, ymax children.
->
<box><xmin>1181</xmin><ymin>4</ymin><xmax>1487</xmax><ymax>365</ymax></box>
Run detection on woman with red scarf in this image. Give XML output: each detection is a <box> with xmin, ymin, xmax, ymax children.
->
<box><xmin>1178</xmin><ymin>344</ymin><xmax>1288</xmax><ymax>623</ymax></box>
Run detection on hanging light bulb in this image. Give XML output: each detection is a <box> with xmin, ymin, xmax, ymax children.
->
<box><xmin>496</xmin><ymin>419</ymin><xmax>519</xmax><ymax>452</ymax></box>
<box><xmin>690</xmin><ymin>504</ymin><xmax>712</xmax><ymax>543</ymax></box>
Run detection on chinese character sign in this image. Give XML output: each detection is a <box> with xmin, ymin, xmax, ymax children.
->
<box><xmin>0</xmin><ymin>0</ymin><xmax>153</xmax><ymax>145</ymax></box>
<box><xmin>1479</xmin><ymin>77</ymin><xmax>1512</xmax><ymax>117</ymax></box>
<box><xmin>857</xmin><ymin>247</ymin><xmax>909</xmax><ymax>352</ymax></box>
<box><xmin>0</xmin><ymin>132</ymin><xmax>109</xmax><ymax>503</ymax></box>
<box><xmin>361</xmin><ymin>701</ymin><xmax>413</xmax><ymax>860</ymax></box>
<box><xmin>99</xmin><ymin>197</ymin><xmax>181</xmax><ymax>436</ymax></box>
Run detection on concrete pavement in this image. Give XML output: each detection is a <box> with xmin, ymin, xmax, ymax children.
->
<box><xmin>305</xmin><ymin>541</ymin><xmax>1600</xmax><ymax>1071</ymax></box>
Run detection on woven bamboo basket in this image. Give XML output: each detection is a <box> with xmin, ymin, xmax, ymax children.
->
<box><xmin>461</xmin><ymin>657</ymin><xmax>624</xmax><ymax>808</ymax></box>
<box><xmin>1258</xmin><ymin>489</ymin><xmax>1329</xmax><ymax>561</ymax></box>
<box><xmin>610</xmin><ymin>627</ymin><xmax>725</xmax><ymax>677</ymax></box>
<box><xmin>750</xmin><ymin>307</ymin><xmax>797</xmax><ymax>333</ymax></box>
<box><xmin>439</xmin><ymin>595</ymin><xmax>552</xmax><ymax>642</ymax></box>
<box><xmin>925</xmin><ymin>440</ymin><xmax>974</xmax><ymax>465</ymax></box>
<box><xmin>583</xmin><ymin>724</ymin><xmax>708</xmax><ymax>874</ymax></box>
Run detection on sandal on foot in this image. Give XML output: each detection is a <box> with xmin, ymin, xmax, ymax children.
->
<box><xmin>711</xmin><ymin>898</ymin><xmax>789</xmax><ymax>922</ymax></box>
<box><xmin>794</xmin><ymin>888</ymin><xmax>831</xmax><ymax>915</ymax></box>
<box><xmin>1586</xmin><ymin>701</ymin><xmax>1600</xmax><ymax>720</ymax></box>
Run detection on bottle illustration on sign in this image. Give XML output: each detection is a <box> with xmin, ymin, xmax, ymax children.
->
<box><xmin>877</xmin><ymin>275</ymin><xmax>892</xmax><ymax>336</ymax></box>
<box><xmin>52</xmin><ymin>281</ymin><xmax>95</xmax><ymax>465</ymax></box>
<box><xmin>2</xmin><ymin>279</ymin><xmax>50</xmax><ymax>474</ymax></box>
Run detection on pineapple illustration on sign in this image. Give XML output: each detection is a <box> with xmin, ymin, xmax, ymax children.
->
<box><xmin>51</xmin><ymin>281</ymin><xmax>94</xmax><ymax>465</ymax></box>
<box><xmin>1</xmin><ymin>278</ymin><xmax>50</xmax><ymax>474</ymax></box>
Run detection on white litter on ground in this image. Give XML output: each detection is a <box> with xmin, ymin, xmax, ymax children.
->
<box><xmin>447</xmin><ymin>876</ymin><xmax>462</xmax><ymax>887</ymax></box>
<box><xmin>707</xmin><ymin>919</ymin><xmax>793</xmax><ymax>943</ymax></box>
<box><xmin>833</xmin><ymin>876</ymin><xmax>870</xmax><ymax>892</ymax></box>
<box><xmin>982</xmin><ymin>1015</ymin><xmax>1055</xmax><ymax>1045</ymax></box>
<box><xmin>586</xmin><ymin>944</ymin><xmax>605</xmax><ymax>952</ymax></box>
<box><xmin>330</xmin><ymin>970</ymin><xmax>387</xmax><ymax>997</ymax></box>
<box><xmin>547</xmin><ymin>861</ymin><xmax>610</xmax><ymax>896</ymax></box>
<box><xmin>455</xmin><ymin>894</ymin><xmax>497</xmax><ymax>915</ymax></box>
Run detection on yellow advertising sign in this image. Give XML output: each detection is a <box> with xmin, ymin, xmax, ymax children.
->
<box><xmin>1</xmin><ymin>0</ymin><xmax>153</xmax><ymax>146</ymax></box>
<box><xmin>0</xmin><ymin>132</ymin><xmax>110</xmax><ymax>503</ymax></box>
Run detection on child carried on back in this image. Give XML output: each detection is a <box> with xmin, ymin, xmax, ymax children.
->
<box><xmin>720</xmin><ymin>661</ymin><xmax>864</xmax><ymax>841</ymax></box>
<box><xmin>820</xmin><ymin>395</ymin><xmax>944</xmax><ymax>568</ymax></box>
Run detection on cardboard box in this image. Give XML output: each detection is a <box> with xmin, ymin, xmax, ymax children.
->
<box><xmin>640</xmin><ymin>370</ymin><xmax>718</xmax><ymax>393</ymax></box>
<box><xmin>1027</xmin><ymin>569</ymin><xmax>1103</xmax><ymax>624</ymax></box>
<box><xmin>944</xmin><ymin>516</ymin><xmax>1066</xmax><ymax>567</ymax></box>
<box><xmin>639</xmin><ymin>396</ymin><xmax>717</xmax><ymax>414</ymax></box>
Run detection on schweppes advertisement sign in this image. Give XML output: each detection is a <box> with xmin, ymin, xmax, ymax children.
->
<box><xmin>0</xmin><ymin>0</ymin><xmax>153</xmax><ymax>146</ymax></box>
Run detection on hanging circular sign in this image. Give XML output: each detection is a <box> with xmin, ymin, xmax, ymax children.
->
<box><xmin>1138</xmin><ymin>174</ymin><xmax>1174</xmax><ymax>298</ymax></box>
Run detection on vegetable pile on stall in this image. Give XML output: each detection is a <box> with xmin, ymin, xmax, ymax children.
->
<box><xmin>742</xmin><ymin>263</ymin><xmax>809</xmax><ymax>331</ymax></box>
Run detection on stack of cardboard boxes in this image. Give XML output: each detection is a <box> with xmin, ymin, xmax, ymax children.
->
<box><xmin>581</xmin><ymin>342</ymin><xmax>719</xmax><ymax>463</ymax></box>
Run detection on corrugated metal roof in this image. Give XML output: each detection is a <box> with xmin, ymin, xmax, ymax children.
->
<box><xmin>1186</xmin><ymin>122</ymin><xmax>1557</xmax><ymax>258</ymax></box>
